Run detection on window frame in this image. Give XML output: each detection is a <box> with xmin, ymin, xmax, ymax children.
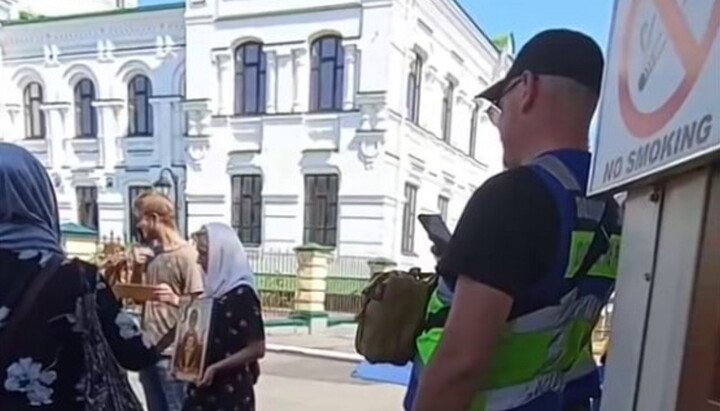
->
<box><xmin>179</xmin><ymin>73</ymin><xmax>189</xmax><ymax>136</ymax></box>
<box><xmin>441</xmin><ymin>81</ymin><xmax>455</xmax><ymax>142</ymax></box>
<box><xmin>406</xmin><ymin>52</ymin><xmax>423</xmax><ymax>124</ymax></box>
<box><xmin>231</xmin><ymin>174</ymin><xmax>263</xmax><ymax>246</ymax></box>
<box><xmin>401</xmin><ymin>183</ymin><xmax>418</xmax><ymax>254</ymax></box>
<box><xmin>309</xmin><ymin>35</ymin><xmax>345</xmax><ymax>113</ymax></box>
<box><xmin>469</xmin><ymin>103</ymin><xmax>479</xmax><ymax>157</ymax></box>
<box><xmin>76</xmin><ymin>186</ymin><xmax>99</xmax><ymax>230</ymax></box>
<box><xmin>74</xmin><ymin>78</ymin><xmax>97</xmax><ymax>139</ymax></box>
<box><xmin>234</xmin><ymin>42</ymin><xmax>267</xmax><ymax>116</ymax></box>
<box><xmin>23</xmin><ymin>82</ymin><xmax>45</xmax><ymax>140</ymax></box>
<box><xmin>127</xmin><ymin>75</ymin><xmax>153</xmax><ymax>137</ymax></box>
<box><xmin>303</xmin><ymin>174</ymin><xmax>339</xmax><ymax>247</ymax></box>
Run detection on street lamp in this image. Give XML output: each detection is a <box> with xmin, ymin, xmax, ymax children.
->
<box><xmin>153</xmin><ymin>167</ymin><xmax>179</xmax><ymax>226</ymax></box>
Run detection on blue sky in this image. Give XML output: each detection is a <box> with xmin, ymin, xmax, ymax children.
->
<box><xmin>458</xmin><ymin>0</ymin><xmax>615</xmax><ymax>52</ymax></box>
<box><xmin>139</xmin><ymin>0</ymin><xmax>615</xmax><ymax>52</ymax></box>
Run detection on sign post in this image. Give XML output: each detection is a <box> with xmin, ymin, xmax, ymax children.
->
<box><xmin>595</xmin><ymin>1</ymin><xmax>720</xmax><ymax>410</ymax></box>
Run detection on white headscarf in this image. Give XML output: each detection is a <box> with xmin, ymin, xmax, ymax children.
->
<box><xmin>0</xmin><ymin>143</ymin><xmax>63</xmax><ymax>258</ymax></box>
<box><xmin>201</xmin><ymin>222</ymin><xmax>258</xmax><ymax>299</ymax></box>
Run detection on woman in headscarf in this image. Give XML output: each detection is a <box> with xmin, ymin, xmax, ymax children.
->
<box><xmin>181</xmin><ymin>223</ymin><xmax>265</xmax><ymax>411</ymax></box>
<box><xmin>0</xmin><ymin>143</ymin><xmax>169</xmax><ymax>410</ymax></box>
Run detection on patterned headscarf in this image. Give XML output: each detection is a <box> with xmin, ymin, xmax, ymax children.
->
<box><xmin>0</xmin><ymin>143</ymin><xmax>63</xmax><ymax>257</ymax></box>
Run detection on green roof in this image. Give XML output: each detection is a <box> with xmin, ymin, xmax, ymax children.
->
<box><xmin>492</xmin><ymin>33</ymin><xmax>516</xmax><ymax>54</ymax></box>
<box><xmin>61</xmin><ymin>222</ymin><xmax>98</xmax><ymax>237</ymax></box>
<box><xmin>5</xmin><ymin>3</ymin><xmax>184</xmax><ymax>26</ymax></box>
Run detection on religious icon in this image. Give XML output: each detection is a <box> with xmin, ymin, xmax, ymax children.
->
<box><xmin>171</xmin><ymin>298</ymin><xmax>213</xmax><ymax>382</ymax></box>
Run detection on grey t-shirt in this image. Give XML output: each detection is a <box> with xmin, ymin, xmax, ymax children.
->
<box><xmin>141</xmin><ymin>243</ymin><xmax>204</xmax><ymax>355</ymax></box>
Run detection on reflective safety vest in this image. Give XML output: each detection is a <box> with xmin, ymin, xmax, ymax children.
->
<box><xmin>414</xmin><ymin>155</ymin><xmax>622</xmax><ymax>411</ymax></box>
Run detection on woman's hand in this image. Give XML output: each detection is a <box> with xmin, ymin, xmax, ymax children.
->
<box><xmin>198</xmin><ymin>364</ymin><xmax>221</xmax><ymax>387</ymax></box>
<box><xmin>152</xmin><ymin>283</ymin><xmax>180</xmax><ymax>306</ymax></box>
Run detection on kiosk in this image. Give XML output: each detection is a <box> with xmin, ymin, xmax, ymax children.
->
<box><xmin>591</xmin><ymin>1</ymin><xmax>719</xmax><ymax>410</ymax></box>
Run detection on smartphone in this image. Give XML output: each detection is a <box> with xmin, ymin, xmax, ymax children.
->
<box><xmin>418</xmin><ymin>214</ymin><xmax>452</xmax><ymax>254</ymax></box>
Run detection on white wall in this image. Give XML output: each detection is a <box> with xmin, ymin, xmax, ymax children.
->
<box><xmin>0</xmin><ymin>0</ymin><xmax>504</xmax><ymax>270</ymax></box>
<box><xmin>381</xmin><ymin>0</ymin><xmax>505</xmax><ymax>268</ymax></box>
<box><xmin>0</xmin><ymin>5</ymin><xmax>186</xmax><ymax>240</ymax></box>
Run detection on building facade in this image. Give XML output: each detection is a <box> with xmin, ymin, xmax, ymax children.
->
<box><xmin>0</xmin><ymin>0</ymin><xmax>510</xmax><ymax>269</ymax></box>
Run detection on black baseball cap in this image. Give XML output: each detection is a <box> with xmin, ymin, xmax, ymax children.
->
<box><xmin>478</xmin><ymin>29</ymin><xmax>605</xmax><ymax>103</ymax></box>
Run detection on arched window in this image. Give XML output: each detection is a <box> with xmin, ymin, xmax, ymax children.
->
<box><xmin>469</xmin><ymin>103</ymin><xmax>479</xmax><ymax>157</ymax></box>
<box><xmin>23</xmin><ymin>82</ymin><xmax>45</xmax><ymax>139</ymax></box>
<box><xmin>74</xmin><ymin>79</ymin><xmax>97</xmax><ymax>138</ymax></box>
<box><xmin>234</xmin><ymin>42</ymin><xmax>266</xmax><ymax>115</ymax></box>
<box><xmin>406</xmin><ymin>51</ymin><xmax>423</xmax><ymax>124</ymax></box>
<box><xmin>128</xmin><ymin>75</ymin><xmax>153</xmax><ymax>136</ymax></box>
<box><xmin>309</xmin><ymin>35</ymin><xmax>345</xmax><ymax>112</ymax></box>
<box><xmin>441</xmin><ymin>81</ymin><xmax>455</xmax><ymax>142</ymax></box>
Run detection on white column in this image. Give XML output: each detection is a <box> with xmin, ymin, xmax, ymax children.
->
<box><xmin>173</xmin><ymin>97</ymin><xmax>185</xmax><ymax>137</ymax></box>
<box><xmin>422</xmin><ymin>65</ymin><xmax>440</xmax><ymax>133</ymax></box>
<box><xmin>292</xmin><ymin>48</ymin><xmax>309</xmax><ymax>113</ymax></box>
<box><xmin>40</xmin><ymin>103</ymin><xmax>71</xmax><ymax>170</ymax></box>
<box><xmin>60</xmin><ymin>110</ymin><xmax>79</xmax><ymax>169</ymax></box>
<box><xmin>93</xmin><ymin>100</ymin><xmax>124</xmax><ymax>171</ymax></box>
<box><xmin>0</xmin><ymin>105</ymin><xmax>10</xmax><ymax>141</ymax></box>
<box><xmin>265</xmin><ymin>50</ymin><xmax>277</xmax><ymax>114</ymax></box>
<box><xmin>4</xmin><ymin>105</ymin><xmax>21</xmax><ymax>141</ymax></box>
<box><xmin>149</xmin><ymin>97</ymin><xmax>177</xmax><ymax>167</ymax></box>
<box><xmin>212</xmin><ymin>51</ymin><xmax>232</xmax><ymax>115</ymax></box>
<box><xmin>343</xmin><ymin>44</ymin><xmax>357</xmax><ymax>110</ymax></box>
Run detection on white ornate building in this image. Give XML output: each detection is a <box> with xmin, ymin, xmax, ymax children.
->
<box><xmin>0</xmin><ymin>0</ymin><xmax>510</xmax><ymax>269</ymax></box>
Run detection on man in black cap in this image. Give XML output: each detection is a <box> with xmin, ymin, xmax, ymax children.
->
<box><xmin>404</xmin><ymin>29</ymin><xmax>622</xmax><ymax>411</ymax></box>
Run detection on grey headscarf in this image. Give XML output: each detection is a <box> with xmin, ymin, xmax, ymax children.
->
<box><xmin>0</xmin><ymin>143</ymin><xmax>63</xmax><ymax>257</ymax></box>
<box><xmin>201</xmin><ymin>223</ymin><xmax>258</xmax><ymax>299</ymax></box>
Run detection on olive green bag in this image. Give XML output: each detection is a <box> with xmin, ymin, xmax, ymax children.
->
<box><xmin>355</xmin><ymin>269</ymin><xmax>437</xmax><ymax>365</ymax></box>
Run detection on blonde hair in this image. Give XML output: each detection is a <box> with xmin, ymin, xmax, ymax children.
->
<box><xmin>133</xmin><ymin>192</ymin><xmax>176</xmax><ymax>228</ymax></box>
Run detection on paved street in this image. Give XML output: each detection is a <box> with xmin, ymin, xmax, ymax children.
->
<box><xmin>130</xmin><ymin>352</ymin><xmax>405</xmax><ymax>411</ymax></box>
<box><xmin>257</xmin><ymin>353</ymin><xmax>405</xmax><ymax>410</ymax></box>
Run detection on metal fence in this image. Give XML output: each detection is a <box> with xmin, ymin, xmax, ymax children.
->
<box><xmin>246</xmin><ymin>249</ymin><xmax>298</xmax><ymax>319</ymax></box>
<box><xmin>246</xmin><ymin>249</ymin><xmax>373</xmax><ymax>318</ymax></box>
<box><xmin>328</xmin><ymin>255</ymin><xmax>371</xmax><ymax>278</ymax></box>
<box><xmin>246</xmin><ymin>248</ymin><xmax>297</xmax><ymax>276</ymax></box>
<box><xmin>327</xmin><ymin>255</ymin><xmax>371</xmax><ymax>315</ymax></box>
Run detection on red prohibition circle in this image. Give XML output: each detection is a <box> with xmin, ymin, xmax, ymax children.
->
<box><xmin>618</xmin><ymin>0</ymin><xmax>720</xmax><ymax>139</ymax></box>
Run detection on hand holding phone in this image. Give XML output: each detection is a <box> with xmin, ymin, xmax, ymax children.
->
<box><xmin>418</xmin><ymin>214</ymin><xmax>452</xmax><ymax>256</ymax></box>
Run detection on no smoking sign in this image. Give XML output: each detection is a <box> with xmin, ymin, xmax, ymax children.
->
<box><xmin>590</xmin><ymin>0</ymin><xmax>720</xmax><ymax>194</ymax></box>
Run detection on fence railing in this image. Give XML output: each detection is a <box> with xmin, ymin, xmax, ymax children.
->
<box><xmin>328</xmin><ymin>255</ymin><xmax>372</xmax><ymax>278</ymax></box>
<box><xmin>248</xmin><ymin>249</ymin><xmax>373</xmax><ymax>318</ymax></box>
<box><xmin>246</xmin><ymin>248</ymin><xmax>297</xmax><ymax>275</ymax></box>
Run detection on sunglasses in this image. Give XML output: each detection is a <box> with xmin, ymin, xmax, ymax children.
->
<box><xmin>485</xmin><ymin>76</ymin><xmax>524</xmax><ymax>126</ymax></box>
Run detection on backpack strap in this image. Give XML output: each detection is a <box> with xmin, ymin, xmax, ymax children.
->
<box><xmin>531</xmin><ymin>154</ymin><xmax>614</xmax><ymax>279</ymax></box>
<box><xmin>571</xmin><ymin>200</ymin><xmax>614</xmax><ymax>279</ymax></box>
<box><xmin>0</xmin><ymin>254</ymin><xmax>64</xmax><ymax>367</ymax></box>
<box><xmin>531</xmin><ymin>154</ymin><xmax>583</xmax><ymax>193</ymax></box>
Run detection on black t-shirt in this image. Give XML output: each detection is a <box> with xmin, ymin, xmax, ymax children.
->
<box><xmin>437</xmin><ymin>166</ymin><xmax>560</xmax><ymax>299</ymax></box>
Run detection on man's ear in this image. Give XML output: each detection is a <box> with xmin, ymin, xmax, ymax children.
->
<box><xmin>519</xmin><ymin>71</ymin><xmax>539</xmax><ymax>114</ymax></box>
